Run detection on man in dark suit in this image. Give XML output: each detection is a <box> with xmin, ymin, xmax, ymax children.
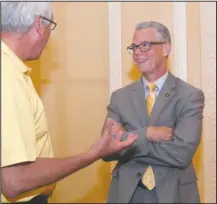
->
<box><xmin>102</xmin><ymin>21</ymin><xmax>205</xmax><ymax>203</ymax></box>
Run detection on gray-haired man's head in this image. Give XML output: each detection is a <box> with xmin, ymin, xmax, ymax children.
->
<box><xmin>1</xmin><ymin>2</ymin><xmax>56</xmax><ymax>61</ymax></box>
<box><xmin>129</xmin><ymin>21</ymin><xmax>171</xmax><ymax>78</ymax></box>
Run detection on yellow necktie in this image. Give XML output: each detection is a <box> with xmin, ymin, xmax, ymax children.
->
<box><xmin>146</xmin><ymin>83</ymin><xmax>157</xmax><ymax>115</ymax></box>
<box><xmin>142</xmin><ymin>83</ymin><xmax>157</xmax><ymax>191</ymax></box>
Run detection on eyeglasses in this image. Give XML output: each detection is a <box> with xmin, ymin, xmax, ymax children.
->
<box><xmin>127</xmin><ymin>41</ymin><xmax>165</xmax><ymax>55</ymax></box>
<box><xmin>41</xmin><ymin>16</ymin><xmax>57</xmax><ymax>30</ymax></box>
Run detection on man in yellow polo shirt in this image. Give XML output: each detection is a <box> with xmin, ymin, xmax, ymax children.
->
<box><xmin>1</xmin><ymin>2</ymin><xmax>137</xmax><ymax>203</ymax></box>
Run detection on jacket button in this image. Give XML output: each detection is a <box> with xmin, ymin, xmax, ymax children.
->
<box><xmin>136</xmin><ymin>172</ymin><xmax>142</xmax><ymax>177</ymax></box>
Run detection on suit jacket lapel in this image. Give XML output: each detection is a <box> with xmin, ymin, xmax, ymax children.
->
<box><xmin>149</xmin><ymin>72</ymin><xmax>176</xmax><ymax>125</ymax></box>
<box><xmin>131</xmin><ymin>79</ymin><xmax>149</xmax><ymax>126</ymax></box>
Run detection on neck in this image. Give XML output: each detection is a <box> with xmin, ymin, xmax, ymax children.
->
<box><xmin>2</xmin><ymin>32</ymin><xmax>29</xmax><ymax>61</ymax></box>
<box><xmin>143</xmin><ymin>64</ymin><xmax>167</xmax><ymax>82</ymax></box>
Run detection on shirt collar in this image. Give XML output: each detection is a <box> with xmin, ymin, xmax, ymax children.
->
<box><xmin>1</xmin><ymin>40</ymin><xmax>32</xmax><ymax>75</ymax></box>
<box><xmin>142</xmin><ymin>72</ymin><xmax>168</xmax><ymax>91</ymax></box>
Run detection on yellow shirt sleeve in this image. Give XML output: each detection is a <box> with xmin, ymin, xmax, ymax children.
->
<box><xmin>1</xmin><ymin>67</ymin><xmax>37</xmax><ymax>167</ymax></box>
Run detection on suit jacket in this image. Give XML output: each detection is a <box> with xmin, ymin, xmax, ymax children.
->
<box><xmin>103</xmin><ymin>72</ymin><xmax>205</xmax><ymax>203</ymax></box>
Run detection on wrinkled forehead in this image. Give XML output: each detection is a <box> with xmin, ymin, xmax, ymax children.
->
<box><xmin>132</xmin><ymin>27</ymin><xmax>160</xmax><ymax>44</ymax></box>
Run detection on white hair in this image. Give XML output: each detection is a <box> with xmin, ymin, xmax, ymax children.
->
<box><xmin>136</xmin><ymin>21</ymin><xmax>171</xmax><ymax>44</ymax></box>
<box><xmin>1</xmin><ymin>2</ymin><xmax>53</xmax><ymax>33</ymax></box>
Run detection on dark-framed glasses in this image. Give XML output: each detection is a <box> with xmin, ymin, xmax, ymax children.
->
<box><xmin>41</xmin><ymin>16</ymin><xmax>57</xmax><ymax>30</ymax></box>
<box><xmin>127</xmin><ymin>41</ymin><xmax>165</xmax><ymax>54</ymax></box>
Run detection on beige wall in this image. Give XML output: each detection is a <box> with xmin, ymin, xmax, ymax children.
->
<box><xmin>186</xmin><ymin>2</ymin><xmax>204</xmax><ymax>200</ymax></box>
<box><xmin>27</xmin><ymin>2</ymin><xmax>215</xmax><ymax>203</ymax></box>
<box><xmin>200</xmin><ymin>2</ymin><xmax>216</xmax><ymax>202</ymax></box>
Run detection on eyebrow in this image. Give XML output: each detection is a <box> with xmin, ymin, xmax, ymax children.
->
<box><xmin>131</xmin><ymin>41</ymin><xmax>147</xmax><ymax>46</ymax></box>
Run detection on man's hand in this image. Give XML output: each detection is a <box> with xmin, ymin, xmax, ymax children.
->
<box><xmin>147</xmin><ymin>126</ymin><xmax>173</xmax><ymax>142</ymax></box>
<box><xmin>111</xmin><ymin>119</ymin><xmax>125</xmax><ymax>138</ymax></box>
<box><xmin>88</xmin><ymin>118</ymin><xmax>137</xmax><ymax>159</ymax></box>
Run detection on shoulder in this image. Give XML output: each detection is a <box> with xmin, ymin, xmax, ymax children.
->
<box><xmin>173</xmin><ymin>76</ymin><xmax>205</xmax><ymax>106</ymax></box>
<box><xmin>112</xmin><ymin>80</ymin><xmax>141</xmax><ymax>96</ymax></box>
<box><xmin>175</xmin><ymin>76</ymin><xmax>204</xmax><ymax>98</ymax></box>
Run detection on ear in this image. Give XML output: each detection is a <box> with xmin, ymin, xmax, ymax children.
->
<box><xmin>163</xmin><ymin>43</ymin><xmax>171</xmax><ymax>57</ymax></box>
<box><xmin>34</xmin><ymin>16</ymin><xmax>43</xmax><ymax>36</ymax></box>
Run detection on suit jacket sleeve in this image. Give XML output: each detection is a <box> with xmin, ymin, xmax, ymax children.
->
<box><xmin>132</xmin><ymin>90</ymin><xmax>205</xmax><ymax>168</ymax></box>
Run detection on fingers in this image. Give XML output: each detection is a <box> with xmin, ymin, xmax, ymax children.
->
<box><xmin>162</xmin><ymin>126</ymin><xmax>173</xmax><ymax>140</ymax></box>
<box><xmin>101</xmin><ymin>118</ymin><xmax>113</xmax><ymax>142</ymax></box>
<box><xmin>117</xmin><ymin>133</ymin><xmax>138</xmax><ymax>150</ymax></box>
<box><xmin>109</xmin><ymin>119</ymin><xmax>125</xmax><ymax>140</ymax></box>
<box><xmin>105</xmin><ymin>117</ymin><xmax>113</xmax><ymax>127</ymax></box>
<box><xmin>103</xmin><ymin>117</ymin><xmax>119</xmax><ymax>132</ymax></box>
<box><xmin>111</xmin><ymin>124</ymin><xmax>124</xmax><ymax>139</ymax></box>
<box><xmin>111</xmin><ymin>119</ymin><xmax>119</xmax><ymax>125</ymax></box>
<box><xmin>102</xmin><ymin>118</ymin><xmax>113</xmax><ymax>134</ymax></box>
<box><xmin>101</xmin><ymin>117</ymin><xmax>123</xmax><ymax>143</ymax></box>
<box><xmin>128</xmin><ymin>133</ymin><xmax>138</xmax><ymax>139</ymax></box>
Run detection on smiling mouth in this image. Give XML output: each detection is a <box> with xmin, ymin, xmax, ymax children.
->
<box><xmin>137</xmin><ymin>59</ymin><xmax>148</xmax><ymax>64</ymax></box>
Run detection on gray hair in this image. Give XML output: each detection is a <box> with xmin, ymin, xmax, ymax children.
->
<box><xmin>1</xmin><ymin>2</ymin><xmax>53</xmax><ymax>33</ymax></box>
<box><xmin>135</xmin><ymin>21</ymin><xmax>171</xmax><ymax>44</ymax></box>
